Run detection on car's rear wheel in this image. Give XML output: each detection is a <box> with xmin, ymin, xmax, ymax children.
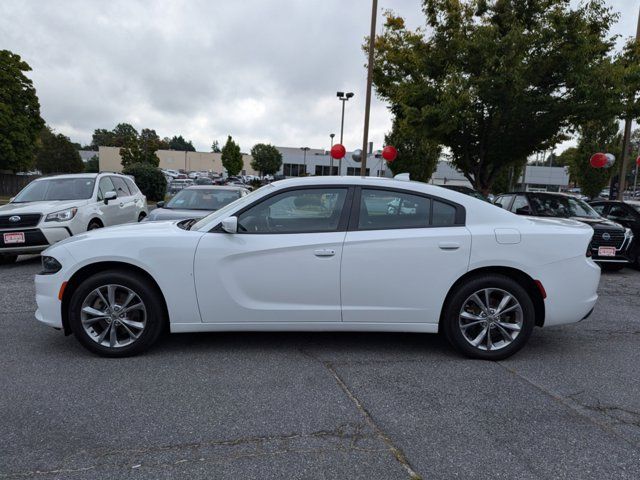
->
<box><xmin>68</xmin><ymin>270</ymin><xmax>166</xmax><ymax>357</ymax></box>
<box><xmin>0</xmin><ymin>254</ymin><xmax>18</xmax><ymax>265</ymax></box>
<box><xmin>442</xmin><ymin>274</ymin><xmax>535</xmax><ymax>360</ymax></box>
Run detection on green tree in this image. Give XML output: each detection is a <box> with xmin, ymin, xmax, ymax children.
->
<box><xmin>84</xmin><ymin>155</ymin><xmax>99</xmax><ymax>173</ymax></box>
<box><xmin>567</xmin><ymin>121</ymin><xmax>621</xmax><ymax>198</ymax></box>
<box><xmin>384</xmin><ymin>119</ymin><xmax>440</xmax><ymax>182</ymax></box>
<box><xmin>91</xmin><ymin>123</ymin><xmax>138</xmax><ymax>150</ymax></box>
<box><xmin>35</xmin><ymin>127</ymin><xmax>84</xmax><ymax>174</ymax></box>
<box><xmin>250</xmin><ymin>143</ymin><xmax>282</xmax><ymax>176</ymax></box>
<box><xmin>168</xmin><ymin>135</ymin><xmax>195</xmax><ymax>151</ymax></box>
<box><xmin>0</xmin><ymin>50</ymin><xmax>45</xmax><ymax>172</ymax></box>
<box><xmin>221</xmin><ymin>135</ymin><xmax>243</xmax><ymax>176</ymax></box>
<box><xmin>211</xmin><ymin>140</ymin><xmax>221</xmax><ymax>153</ymax></box>
<box><xmin>120</xmin><ymin>128</ymin><xmax>161</xmax><ymax>168</ymax></box>
<box><xmin>122</xmin><ymin>162</ymin><xmax>167</xmax><ymax>201</ymax></box>
<box><xmin>370</xmin><ymin>1</ymin><xmax>619</xmax><ymax>195</ymax></box>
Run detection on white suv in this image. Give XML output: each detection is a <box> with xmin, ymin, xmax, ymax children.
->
<box><xmin>0</xmin><ymin>173</ymin><xmax>148</xmax><ymax>264</ymax></box>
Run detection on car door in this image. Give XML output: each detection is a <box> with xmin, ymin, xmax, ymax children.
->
<box><xmin>110</xmin><ymin>176</ymin><xmax>137</xmax><ymax>223</ymax></box>
<box><xmin>95</xmin><ymin>176</ymin><xmax>120</xmax><ymax>227</ymax></box>
<box><xmin>193</xmin><ymin>186</ymin><xmax>353</xmax><ymax>323</ymax></box>
<box><xmin>340</xmin><ymin>187</ymin><xmax>471</xmax><ymax>324</ymax></box>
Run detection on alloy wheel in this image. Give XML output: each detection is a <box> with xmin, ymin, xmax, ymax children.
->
<box><xmin>458</xmin><ymin>288</ymin><xmax>523</xmax><ymax>351</ymax></box>
<box><xmin>80</xmin><ymin>284</ymin><xmax>147</xmax><ymax>348</ymax></box>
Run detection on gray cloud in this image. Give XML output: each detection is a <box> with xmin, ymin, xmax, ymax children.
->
<box><xmin>0</xmin><ymin>0</ymin><xmax>635</xmax><ymax>153</ymax></box>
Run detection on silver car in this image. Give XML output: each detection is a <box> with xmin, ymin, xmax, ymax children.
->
<box><xmin>147</xmin><ymin>186</ymin><xmax>250</xmax><ymax>222</ymax></box>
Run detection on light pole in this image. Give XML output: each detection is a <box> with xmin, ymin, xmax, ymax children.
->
<box><xmin>361</xmin><ymin>0</ymin><xmax>378</xmax><ymax>177</ymax></box>
<box><xmin>300</xmin><ymin>147</ymin><xmax>310</xmax><ymax>176</ymax></box>
<box><xmin>329</xmin><ymin>133</ymin><xmax>335</xmax><ymax>175</ymax></box>
<box><xmin>337</xmin><ymin>91</ymin><xmax>354</xmax><ymax>174</ymax></box>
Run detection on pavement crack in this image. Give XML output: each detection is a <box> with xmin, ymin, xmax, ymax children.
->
<box><xmin>300</xmin><ymin>348</ymin><xmax>423</xmax><ymax>480</ymax></box>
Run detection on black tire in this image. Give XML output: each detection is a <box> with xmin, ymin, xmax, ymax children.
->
<box><xmin>87</xmin><ymin>220</ymin><xmax>102</xmax><ymax>231</ymax></box>
<box><xmin>600</xmin><ymin>263</ymin><xmax>625</xmax><ymax>272</ymax></box>
<box><xmin>68</xmin><ymin>270</ymin><xmax>166</xmax><ymax>357</ymax></box>
<box><xmin>0</xmin><ymin>254</ymin><xmax>18</xmax><ymax>265</ymax></box>
<box><xmin>138</xmin><ymin>212</ymin><xmax>146</xmax><ymax>222</ymax></box>
<box><xmin>441</xmin><ymin>274</ymin><xmax>535</xmax><ymax>360</ymax></box>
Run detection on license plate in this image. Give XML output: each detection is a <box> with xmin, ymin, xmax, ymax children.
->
<box><xmin>3</xmin><ymin>232</ymin><xmax>25</xmax><ymax>244</ymax></box>
<box><xmin>598</xmin><ymin>246</ymin><xmax>616</xmax><ymax>257</ymax></box>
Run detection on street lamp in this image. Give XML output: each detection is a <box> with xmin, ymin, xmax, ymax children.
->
<box><xmin>337</xmin><ymin>92</ymin><xmax>354</xmax><ymax>175</ymax></box>
<box><xmin>300</xmin><ymin>147</ymin><xmax>310</xmax><ymax>176</ymax></box>
<box><xmin>329</xmin><ymin>133</ymin><xmax>335</xmax><ymax>175</ymax></box>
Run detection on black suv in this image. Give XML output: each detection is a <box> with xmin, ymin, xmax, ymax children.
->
<box><xmin>589</xmin><ymin>200</ymin><xmax>640</xmax><ymax>268</ymax></box>
<box><xmin>494</xmin><ymin>192</ymin><xmax>634</xmax><ymax>270</ymax></box>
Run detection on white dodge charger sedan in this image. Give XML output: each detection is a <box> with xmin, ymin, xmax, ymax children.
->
<box><xmin>35</xmin><ymin>176</ymin><xmax>600</xmax><ymax>360</ymax></box>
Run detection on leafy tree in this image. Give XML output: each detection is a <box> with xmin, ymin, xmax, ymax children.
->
<box><xmin>567</xmin><ymin>121</ymin><xmax>621</xmax><ymax>198</ymax></box>
<box><xmin>84</xmin><ymin>155</ymin><xmax>99</xmax><ymax>173</ymax></box>
<box><xmin>122</xmin><ymin>162</ymin><xmax>167</xmax><ymax>201</ymax></box>
<box><xmin>250</xmin><ymin>143</ymin><xmax>282</xmax><ymax>176</ymax></box>
<box><xmin>370</xmin><ymin>1</ymin><xmax>620</xmax><ymax>195</ymax></box>
<box><xmin>0</xmin><ymin>50</ymin><xmax>45</xmax><ymax>172</ymax></box>
<box><xmin>211</xmin><ymin>140</ymin><xmax>221</xmax><ymax>153</ymax></box>
<box><xmin>35</xmin><ymin>127</ymin><xmax>84</xmax><ymax>174</ymax></box>
<box><xmin>120</xmin><ymin>128</ymin><xmax>161</xmax><ymax>168</ymax></box>
<box><xmin>168</xmin><ymin>135</ymin><xmax>195</xmax><ymax>151</ymax></box>
<box><xmin>90</xmin><ymin>123</ymin><xmax>138</xmax><ymax>150</ymax></box>
<box><xmin>221</xmin><ymin>135</ymin><xmax>243</xmax><ymax>176</ymax></box>
<box><xmin>384</xmin><ymin>118</ymin><xmax>440</xmax><ymax>182</ymax></box>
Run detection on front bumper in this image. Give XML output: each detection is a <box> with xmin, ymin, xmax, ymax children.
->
<box><xmin>0</xmin><ymin>227</ymin><xmax>71</xmax><ymax>255</ymax></box>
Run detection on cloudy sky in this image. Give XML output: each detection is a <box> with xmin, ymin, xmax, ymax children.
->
<box><xmin>1</xmin><ymin>0</ymin><xmax>638</xmax><ymax>153</ymax></box>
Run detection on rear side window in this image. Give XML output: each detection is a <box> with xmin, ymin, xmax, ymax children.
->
<box><xmin>111</xmin><ymin>177</ymin><xmax>131</xmax><ymax>197</ymax></box>
<box><xmin>590</xmin><ymin>204</ymin><xmax>606</xmax><ymax>215</ymax></box>
<box><xmin>124</xmin><ymin>177</ymin><xmax>139</xmax><ymax>194</ymax></box>
<box><xmin>357</xmin><ymin>189</ymin><xmax>462</xmax><ymax>230</ymax></box>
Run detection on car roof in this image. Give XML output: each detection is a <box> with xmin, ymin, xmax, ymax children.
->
<box><xmin>184</xmin><ymin>185</ymin><xmax>247</xmax><ymax>190</ymax></box>
<box><xmin>498</xmin><ymin>191</ymin><xmax>574</xmax><ymax>197</ymax></box>
<box><xmin>34</xmin><ymin>173</ymin><xmax>99</xmax><ymax>181</ymax></box>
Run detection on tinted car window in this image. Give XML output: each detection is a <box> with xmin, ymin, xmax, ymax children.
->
<box><xmin>590</xmin><ymin>203</ymin><xmax>606</xmax><ymax>215</ymax></box>
<box><xmin>237</xmin><ymin>188</ymin><xmax>347</xmax><ymax>233</ymax></box>
<box><xmin>166</xmin><ymin>189</ymin><xmax>242</xmax><ymax>210</ymax></box>
<box><xmin>528</xmin><ymin>194</ymin><xmax>599</xmax><ymax>218</ymax></box>
<box><xmin>13</xmin><ymin>178</ymin><xmax>96</xmax><ymax>202</ymax></box>
<box><xmin>111</xmin><ymin>177</ymin><xmax>131</xmax><ymax>197</ymax></box>
<box><xmin>359</xmin><ymin>189</ymin><xmax>430</xmax><ymax>230</ymax></box>
<box><xmin>97</xmin><ymin>177</ymin><xmax>115</xmax><ymax>201</ymax></box>
<box><xmin>124</xmin><ymin>177</ymin><xmax>139</xmax><ymax>194</ymax></box>
<box><xmin>431</xmin><ymin>200</ymin><xmax>457</xmax><ymax>226</ymax></box>
<box><xmin>510</xmin><ymin>195</ymin><xmax>531</xmax><ymax>215</ymax></box>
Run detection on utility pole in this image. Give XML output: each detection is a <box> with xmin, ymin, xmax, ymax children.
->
<box><xmin>337</xmin><ymin>92</ymin><xmax>354</xmax><ymax>175</ymax></box>
<box><xmin>361</xmin><ymin>0</ymin><xmax>378</xmax><ymax>177</ymax></box>
<box><xmin>618</xmin><ymin>5</ymin><xmax>640</xmax><ymax>200</ymax></box>
<box><xmin>329</xmin><ymin>133</ymin><xmax>335</xmax><ymax>175</ymax></box>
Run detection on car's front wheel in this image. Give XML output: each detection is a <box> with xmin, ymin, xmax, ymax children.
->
<box><xmin>68</xmin><ymin>270</ymin><xmax>166</xmax><ymax>357</ymax></box>
<box><xmin>441</xmin><ymin>274</ymin><xmax>535</xmax><ymax>360</ymax></box>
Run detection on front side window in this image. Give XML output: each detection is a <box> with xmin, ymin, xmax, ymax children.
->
<box><xmin>124</xmin><ymin>177</ymin><xmax>139</xmax><ymax>194</ymax></box>
<box><xmin>590</xmin><ymin>203</ymin><xmax>606</xmax><ymax>215</ymax></box>
<box><xmin>358</xmin><ymin>189</ymin><xmax>430</xmax><ymax>229</ymax></box>
<box><xmin>12</xmin><ymin>178</ymin><xmax>96</xmax><ymax>203</ymax></box>
<box><xmin>494</xmin><ymin>194</ymin><xmax>514</xmax><ymax>210</ymax></box>
<box><xmin>510</xmin><ymin>195</ymin><xmax>531</xmax><ymax>215</ymax></box>
<box><xmin>237</xmin><ymin>188</ymin><xmax>347</xmax><ymax>233</ymax></box>
<box><xmin>111</xmin><ymin>177</ymin><xmax>131</xmax><ymax>197</ymax></box>
<box><xmin>97</xmin><ymin>177</ymin><xmax>115</xmax><ymax>201</ymax></box>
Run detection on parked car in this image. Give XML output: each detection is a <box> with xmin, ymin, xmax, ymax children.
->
<box><xmin>146</xmin><ymin>186</ymin><xmax>249</xmax><ymax>222</ymax></box>
<box><xmin>195</xmin><ymin>177</ymin><xmax>214</xmax><ymax>185</ymax></box>
<box><xmin>589</xmin><ymin>199</ymin><xmax>640</xmax><ymax>268</ymax></box>
<box><xmin>167</xmin><ymin>179</ymin><xmax>193</xmax><ymax>195</ymax></box>
<box><xmin>35</xmin><ymin>177</ymin><xmax>599</xmax><ymax>359</ymax></box>
<box><xmin>441</xmin><ymin>185</ymin><xmax>490</xmax><ymax>202</ymax></box>
<box><xmin>494</xmin><ymin>191</ymin><xmax>633</xmax><ymax>270</ymax></box>
<box><xmin>0</xmin><ymin>173</ymin><xmax>148</xmax><ymax>265</ymax></box>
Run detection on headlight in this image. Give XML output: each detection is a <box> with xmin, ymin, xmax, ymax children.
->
<box><xmin>45</xmin><ymin>207</ymin><xmax>78</xmax><ymax>222</ymax></box>
<box><xmin>40</xmin><ymin>256</ymin><xmax>62</xmax><ymax>274</ymax></box>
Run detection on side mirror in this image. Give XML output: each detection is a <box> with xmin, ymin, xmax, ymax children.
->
<box><xmin>221</xmin><ymin>217</ymin><xmax>238</xmax><ymax>234</ymax></box>
<box><xmin>104</xmin><ymin>191</ymin><xmax>117</xmax><ymax>205</ymax></box>
<box><xmin>156</xmin><ymin>201</ymin><xmax>165</xmax><ymax>208</ymax></box>
<box><xmin>494</xmin><ymin>202</ymin><xmax>503</xmax><ymax>208</ymax></box>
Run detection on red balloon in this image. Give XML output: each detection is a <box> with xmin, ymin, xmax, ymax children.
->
<box><xmin>636</xmin><ymin>156</ymin><xmax>640</xmax><ymax>167</ymax></box>
<box><xmin>590</xmin><ymin>153</ymin><xmax>607</xmax><ymax>168</ymax></box>
<box><xmin>382</xmin><ymin>145</ymin><xmax>398</xmax><ymax>162</ymax></box>
<box><xmin>330</xmin><ymin>144</ymin><xmax>346</xmax><ymax>159</ymax></box>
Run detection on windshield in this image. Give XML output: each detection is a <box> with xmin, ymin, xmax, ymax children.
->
<box><xmin>529</xmin><ymin>194</ymin><xmax>600</xmax><ymax>218</ymax></box>
<box><xmin>13</xmin><ymin>178</ymin><xmax>95</xmax><ymax>202</ymax></box>
<box><xmin>191</xmin><ymin>184</ymin><xmax>273</xmax><ymax>230</ymax></box>
<box><xmin>166</xmin><ymin>188</ymin><xmax>242</xmax><ymax>211</ymax></box>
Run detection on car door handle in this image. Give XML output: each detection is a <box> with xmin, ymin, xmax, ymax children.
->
<box><xmin>438</xmin><ymin>242</ymin><xmax>460</xmax><ymax>250</ymax></box>
<box><xmin>314</xmin><ymin>249</ymin><xmax>336</xmax><ymax>257</ymax></box>
<box><xmin>119</xmin><ymin>202</ymin><xmax>124</xmax><ymax>207</ymax></box>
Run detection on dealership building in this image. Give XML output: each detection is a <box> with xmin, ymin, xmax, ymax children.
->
<box><xmin>97</xmin><ymin>145</ymin><xmax>569</xmax><ymax>190</ymax></box>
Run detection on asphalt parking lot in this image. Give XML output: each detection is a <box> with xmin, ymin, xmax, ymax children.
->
<box><xmin>1</xmin><ymin>258</ymin><xmax>640</xmax><ymax>480</ymax></box>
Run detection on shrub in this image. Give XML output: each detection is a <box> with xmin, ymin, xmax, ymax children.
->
<box><xmin>122</xmin><ymin>162</ymin><xmax>166</xmax><ymax>201</ymax></box>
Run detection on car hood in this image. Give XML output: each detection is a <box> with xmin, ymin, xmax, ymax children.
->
<box><xmin>0</xmin><ymin>199</ymin><xmax>89</xmax><ymax>215</ymax></box>
<box><xmin>569</xmin><ymin>216</ymin><xmax>625</xmax><ymax>231</ymax></box>
<box><xmin>147</xmin><ymin>208</ymin><xmax>212</xmax><ymax>221</ymax></box>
